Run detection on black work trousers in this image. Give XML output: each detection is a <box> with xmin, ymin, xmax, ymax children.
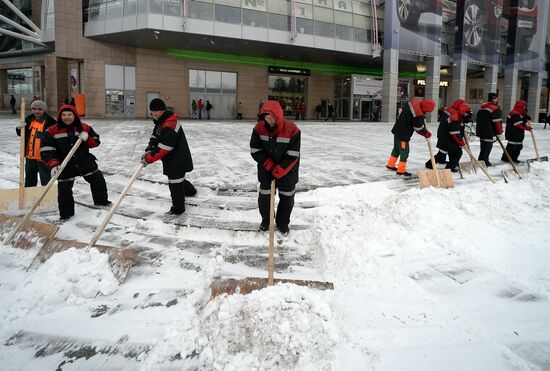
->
<box><xmin>446</xmin><ymin>149</ymin><xmax>463</xmax><ymax>170</ymax></box>
<box><xmin>478</xmin><ymin>140</ymin><xmax>494</xmax><ymax>166</ymax></box>
<box><xmin>258</xmin><ymin>181</ymin><xmax>295</xmax><ymax>228</ymax></box>
<box><xmin>502</xmin><ymin>143</ymin><xmax>523</xmax><ymax>162</ymax></box>
<box><xmin>168</xmin><ymin>176</ymin><xmax>186</xmax><ymax>213</ymax></box>
<box><xmin>58</xmin><ymin>170</ymin><xmax>108</xmax><ymax>219</ymax></box>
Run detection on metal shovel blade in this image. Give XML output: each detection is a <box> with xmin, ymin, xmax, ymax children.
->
<box><xmin>0</xmin><ymin>213</ymin><xmax>59</xmax><ymax>250</ymax></box>
<box><xmin>210</xmin><ymin>277</ymin><xmax>334</xmax><ymax>298</ymax></box>
<box><xmin>526</xmin><ymin>157</ymin><xmax>549</xmax><ymax>163</ymax></box>
<box><xmin>29</xmin><ymin>239</ymin><xmax>141</xmax><ymax>283</ymax></box>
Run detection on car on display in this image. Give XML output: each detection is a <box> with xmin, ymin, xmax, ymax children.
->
<box><xmin>396</xmin><ymin>0</ymin><xmax>443</xmax><ymax>28</ymax></box>
<box><xmin>505</xmin><ymin>0</ymin><xmax>538</xmax><ymax>53</ymax></box>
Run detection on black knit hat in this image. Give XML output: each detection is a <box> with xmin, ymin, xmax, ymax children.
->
<box><xmin>149</xmin><ymin>98</ymin><xmax>166</xmax><ymax>111</ymax></box>
<box><xmin>488</xmin><ymin>92</ymin><xmax>498</xmax><ymax>101</ymax></box>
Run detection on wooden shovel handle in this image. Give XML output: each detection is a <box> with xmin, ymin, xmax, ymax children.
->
<box><xmin>268</xmin><ymin>179</ymin><xmax>276</xmax><ymax>285</ymax></box>
<box><xmin>528</xmin><ymin>122</ymin><xmax>541</xmax><ymax>161</ymax></box>
<box><xmin>19</xmin><ymin>98</ymin><xmax>26</xmax><ymax>209</ymax></box>
<box><xmin>463</xmin><ymin>134</ymin><xmax>477</xmax><ymax>173</ymax></box>
<box><xmin>463</xmin><ymin>146</ymin><xmax>495</xmax><ymax>184</ymax></box>
<box><xmin>496</xmin><ymin>136</ymin><xmax>522</xmax><ymax>179</ymax></box>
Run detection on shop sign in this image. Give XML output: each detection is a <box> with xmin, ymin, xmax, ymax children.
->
<box><xmin>416</xmin><ymin>80</ymin><xmax>449</xmax><ymax>87</ymax></box>
<box><xmin>353</xmin><ymin>76</ymin><xmax>382</xmax><ymax>97</ymax></box>
<box><xmin>268</xmin><ymin>66</ymin><xmax>311</xmax><ymax>76</ymax></box>
<box><xmin>243</xmin><ymin>0</ymin><xmax>266</xmax><ymax>11</ymax></box>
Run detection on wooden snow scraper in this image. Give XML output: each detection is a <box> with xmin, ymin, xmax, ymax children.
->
<box><xmin>417</xmin><ymin>122</ymin><xmax>454</xmax><ymax>189</ymax></box>
<box><xmin>210</xmin><ymin>180</ymin><xmax>334</xmax><ymax>298</ymax></box>
<box><xmin>1</xmin><ymin>141</ymin><xmax>142</xmax><ymax>283</ymax></box>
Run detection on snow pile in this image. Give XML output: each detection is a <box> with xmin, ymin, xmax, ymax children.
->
<box><xmin>7</xmin><ymin>247</ymin><xmax>119</xmax><ymax>316</ymax></box>
<box><xmin>198</xmin><ymin>284</ymin><xmax>338</xmax><ymax>370</ymax></box>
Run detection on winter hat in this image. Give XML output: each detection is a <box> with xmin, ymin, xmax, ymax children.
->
<box><xmin>420</xmin><ymin>99</ymin><xmax>435</xmax><ymax>113</ymax></box>
<box><xmin>31</xmin><ymin>100</ymin><xmax>47</xmax><ymax>111</ymax></box>
<box><xmin>149</xmin><ymin>98</ymin><xmax>166</xmax><ymax>111</ymax></box>
<box><xmin>513</xmin><ymin>100</ymin><xmax>527</xmax><ymax>115</ymax></box>
<box><xmin>458</xmin><ymin>102</ymin><xmax>472</xmax><ymax>116</ymax></box>
<box><xmin>56</xmin><ymin>104</ymin><xmax>81</xmax><ymax>125</ymax></box>
<box><xmin>488</xmin><ymin>92</ymin><xmax>498</xmax><ymax>101</ymax></box>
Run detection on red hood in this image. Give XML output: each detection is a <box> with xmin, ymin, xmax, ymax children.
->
<box><xmin>450</xmin><ymin>99</ymin><xmax>465</xmax><ymax>111</ymax></box>
<box><xmin>259</xmin><ymin>100</ymin><xmax>285</xmax><ymax>127</ymax></box>
<box><xmin>57</xmin><ymin>104</ymin><xmax>81</xmax><ymax>125</ymax></box>
<box><xmin>513</xmin><ymin>100</ymin><xmax>527</xmax><ymax>116</ymax></box>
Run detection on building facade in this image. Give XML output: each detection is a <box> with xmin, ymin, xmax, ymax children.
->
<box><xmin>0</xmin><ymin>0</ymin><xmax>549</xmax><ymax>122</ymax></box>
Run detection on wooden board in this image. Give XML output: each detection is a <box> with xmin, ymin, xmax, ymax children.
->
<box><xmin>29</xmin><ymin>239</ymin><xmax>141</xmax><ymax>283</ymax></box>
<box><xmin>0</xmin><ymin>185</ymin><xmax>58</xmax><ymax>211</ymax></box>
<box><xmin>210</xmin><ymin>277</ymin><xmax>334</xmax><ymax>298</ymax></box>
<box><xmin>0</xmin><ymin>213</ymin><xmax>59</xmax><ymax>250</ymax></box>
<box><xmin>417</xmin><ymin>169</ymin><xmax>454</xmax><ymax>189</ymax></box>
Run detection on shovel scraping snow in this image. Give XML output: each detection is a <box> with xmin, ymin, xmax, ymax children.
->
<box><xmin>210</xmin><ymin>180</ymin><xmax>334</xmax><ymax>298</ymax></box>
<box><xmin>0</xmin><ymin>213</ymin><xmax>58</xmax><ymax>250</ymax></box>
<box><xmin>418</xmin><ymin>135</ymin><xmax>454</xmax><ymax>189</ymax></box>
<box><xmin>526</xmin><ymin>123</ymin><xmax>548</xmax><ymax>163</ymax></box>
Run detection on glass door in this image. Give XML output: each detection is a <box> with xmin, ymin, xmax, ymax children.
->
<box><xmin>361</xmin><ymin>100</ymin><xmax>372</xmax><ymax>121</ymax></box>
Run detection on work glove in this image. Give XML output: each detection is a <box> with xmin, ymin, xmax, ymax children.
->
<box><xmin>424</xmin><ymin>131</ymin><xmax>432</xmax><ymax>139</ymax></box>
<box><xmin>263</xmin><ymin>158</ymin><xmax>275</xmax><ymax>171</ymax></box>
<box><xmin>79</xmin><ymin>131</ymin><xmax>89</xmax><ymax>141</ymax></box>
<box><xmin>458</xmin><ymin>141</ymin><xmax>465</xmax><ymax>148</ymax></box>
<box><xmin>272</xmin><ymin>165</ymin><xmax>285</xmax><ymax>180</ymax></box>
<box><xmin>51</xmin><ymin>166</ymin><xmax>61</xmax><ymax>178</ymax></box>
<box><xmin>141</xmin><ymin>152</ymin><xmax>151</xmax><ymax>167</ymax></box>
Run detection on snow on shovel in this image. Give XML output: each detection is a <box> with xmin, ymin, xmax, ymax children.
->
<box><xmin>496</xmin><ymin>136</ymin><xmax>527</xmax><ymax>182</ymax></box>
<box><xmin>28</xmin><ymin>163</ymin><xmax>145</xmax><ymax>282</ymax></box>
<box><xmin>0</xmin><ymin>98</ymin><xmax>57</xmax><ymax>211</ymax></box>
<box><xmin>210</xmin><ymin>179</ymin><xmax>334</xmax><ymax>298</ymax></box>
<box><xmin>459</xmin><ymin>132</ymin><xmax>484</xmax><ymax>174</ymax></box>
<box><xmin>418</xmin><ymin>121</ymin><xmax>454</xmax><ymax>189</ymax></box>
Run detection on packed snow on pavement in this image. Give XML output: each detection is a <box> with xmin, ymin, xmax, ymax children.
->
<box><xmin>0</xmin><ymin>114</ymin><xmax>549</xmax><ymax>370</ymax></box>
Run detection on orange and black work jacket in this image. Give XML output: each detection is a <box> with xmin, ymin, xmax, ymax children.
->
<box><xmin>250</xmin><ymin>101</ymin><xmax>301</xmax><ymax>186</ymax></box>
<box><xmin>475</xmin><ymin>101</ymin><xmax>503</xmax><ymax>141</ymax></box>
<box><xmin>40</xmin><ymin>105</ymin><xmax>101</xmax><ymax>180</ymax></box>
<box><xmin>436</xmin><ymin>107</ymin><xmax>465</xmax><ymax>153</ymax></box>
<box><xmin>16</xmin><ymin>113</ymin><xmax>56</xmax><ymax>161</ymax></box>
<box><xmin>145</xmin><ymin>110</ymin><xmax>193</xmax><ymax>178</ymax></box>
<box><xmin>391</xmin><ymin>99</ymin><xmax>430</xmax><ymax>141</ymax></box>
<box><xmin>505</xmin><ymin>104</ymin><xmax>531</xmax><ymax>144</ymax></box>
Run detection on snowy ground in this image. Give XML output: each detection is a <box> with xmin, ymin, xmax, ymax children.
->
<box><xmin>0</xmin><ymin>113</ymin><xmax>549</xmax><ymax>370</ymax></box>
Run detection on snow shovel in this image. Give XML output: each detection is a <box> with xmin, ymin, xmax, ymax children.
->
<box><xmin>0</xmin><ymin>99</ymin><xmax>57</xmax><ymax>211</ymax></box>
<box><xmin>27</xmin><ymin>163</ymin><xmax>145</xmax><ymax>282</ymax></box>
<box><xmin>3</xmin><ymin>137</ymin><xmax>84</xmax><ymax>246</ymax></box>
<box><xmin>0</xmin><ymin>213</ymin><xmax>59</xmax><ymax>250</ymax></box>
<box><xmin>210</xmin><ymin>179</ymin><xmax>334</xmax><ymax>298</ymax></box>
<box><xmin>526</xmin><ymin>122</ymin><xmax>548</xmax><ymax>163</ymax></box>
<box><xmin>496</xmin><ymin>136</ymin><xmax>523</xmax><ymax>180</ymax></box>
<box><xmin>462</xmin><ymin>147</ymin><xmax>496</xmax><ymax>184</ymax></box>
<box><xmin>459</xmin><ymin>133</ymin><xmax>484</xmax><ymax>174</ymax></box>
<box><xmin>418</xmin><ymin>135</ymin><xmax>454</xmax><ymax>189</ymax></box>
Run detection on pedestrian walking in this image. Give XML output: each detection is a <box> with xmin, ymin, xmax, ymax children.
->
<box><xmin>206</xmin><ymin>100</ymin><xmax>213</xmax><ymax>120</ymax></box>
<box><xmin>191</xmin><ymin>100</ymin><xmax>197</xmax><ymax>119</ymax></box>
<box><xmin>315</xmin><ymin>103</ymin><xmax>322</xmax><ymax>120</ymax></box>
<box><xmin>198</xmin><ymin>99</ymin><xmax>203</xmax><ymax>120</ymax></box>
<box><xmin>325</xmin><ymin>101</ymin><xmax>335</xmax><ymax>122</ymax></box>
<box><xmin>10</xmin><ymin>95</ymin><xmax>16</xmax><ymax>114</ymax></box>
<box><xmin>237</xmin><ymin>102</ymin><xmax>243</xmax><ymax>120</ymax></box>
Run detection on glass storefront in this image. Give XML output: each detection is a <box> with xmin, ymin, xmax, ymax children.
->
<box><xmin>189</xmin><ymin>69</ymin><xmax>237</xmax><ymax>119</ymax></box>
<box><xmin>268</xmin><ymin>75</ymin><xmax>307</xmax><ymax>117</ymax></box>
<box><xmin>105</xmin><ymin>64</ymin><xmax>136</xmax><ymax>117</ymax></box>
<box><xmin>7</xmin><ymin>68</ymin><xmax>33</xmax><ymax>94</ymax></box>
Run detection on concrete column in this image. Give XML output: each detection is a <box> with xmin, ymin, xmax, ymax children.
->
<box><xmin>0</xmin><ymin>69</ymin><xmax>7</xmax><ymax>108</ymax></box>
<box><xmin>424</xmin><ymin>55</ymin><xmax>441</xmax><ymax>123</ymax></box>
<box><xmin>483</xmin><ymin>65</ymin><xmax>498</xmax><ymax>99</ymax></box>
<box><xmin>382</xmin><ymin>48</ymin><xmax>399</xmax><ymax>123</ymax></box>
<box><xmin>451</xmin><ymin>58</ymin><xmax>467</xmax><ymax>102</ymax></box>
<box><xmin>527</xmin><ymin>72</ymin><xmax>542</xmax><ymax>122</ymax></box>
<box><xmin>503</xmin><ymin>67</ymin><xmax>519</xmax><ymax>114</ymax></box>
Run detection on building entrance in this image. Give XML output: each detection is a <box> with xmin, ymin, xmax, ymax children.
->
<box><xmin>268</xmin><ymin>75</ymin><xmax>307</xmax><ymax>118</ymax></box>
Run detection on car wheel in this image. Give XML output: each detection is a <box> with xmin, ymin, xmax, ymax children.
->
<box><xmin>397</xmin><ymin>0</ymin><xmax>419</xmax><ymax>27</ymax></box>
<box><xmin>463</xmin><ymin>0</ymin><xmax>486</xmax><ymax>50</ymax></box>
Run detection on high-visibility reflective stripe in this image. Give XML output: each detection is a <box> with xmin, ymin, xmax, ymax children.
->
<box><xmin>259</xmin><ymin>189</ymin><xmax>271</xmax><ymax>195</ymax></box>
<box><xmin>40</xmin><ymin>146</ymin><xmax>56</xmax><ymax>152</ymax></box>
<box><xmin>481</xmin><ymin>138</ymin><xmax>496</xmax><ymax>142</ymax></box>
<box><xmin>279</xmin><ymin>189</ymin><xmax>295</xmax><ymax>197</ymax></box>
<box><xmin>507</xmin><ymin>141</ymin><xmax>523</xmax><ymax>145</ymax></box>
<box><xmin>481</xmin><ymin>107</ymin><xmax>493</xmax><ymax>112</ymax></box>
<box><xmin>168</xmin><ymin>177</ymin><xmax>185</xmax><ymax>184</ymax></box>
<box><xmin>408</xmin><ymin>102</ymin><xmax>416</xmax><ymax>117</ymax></box>
<box><xmin>492</xmin><ymin>118</ymin><xmax>501</xmax><ymax>122</ymax></box>
<box><xmin>277</xmin><ymin>137</ymin><xmax>290</xmax><ymax>143</ymax></box>
<box><xmin>449</xmin><ymin>131</ymin><xmax>461</xmax><ymax>134</ymax></box>
<box><xmin>175</xmin><ymin>122</ymin><xmax>181</xmax><ymax>132</ymax></box>
<box><xmin>159</xmin><ymin>143</ymin><xmax>173</xmax><ymax>151</ymax></box>
<box><xmin>260</xmin><ymin>135</ymin><xmax>269</xmax><ymax>141</ymax></box>
<box><xmin>251</xmin><ymin>148</ymin><xmax>262</xmax><ymax>153</ymax></box>
<box><xmin>54</xmin><ymin>133</ymin><xmax>68</xmax><ymax>139</ymax></box>
<box><xmin>287</xmin><ymin>150</ymin><xmax>299</xmax><ymax>157</ymax></box>
<box><xmin>513</xmin><ymin>121</ymin><xmax>524</xmax><ymax>126</ymax></box>
<box><xmin>439</xmin><ymin>149</ymin><xmax>449</xmax><ymax>154</ymax></box>
<box><xmin>414</xmin><ymin>124</ymin><xmax>425</xmax><ymax>130</ymax></box>
<box><xmin>58</xmin><ymin>177</ymin><xmax>75</xmax><ymax>182</ymax></box>
<box><xmin>82</xmin><ymin>169</ymin><xmax>99</xmax><ymax>177</ymax></box>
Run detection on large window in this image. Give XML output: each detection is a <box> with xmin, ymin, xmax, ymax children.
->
<box><xmin>105</xmin><ymin>65</ymin><xmax>136</xmax><ymax>117</ymax></box>
<box><xmin>268</xmin><ymin>75</ymin><xmax>307</xmax><ymax>117</ymax></box>
<box><xmin>7</xmin><ymin>68</ymin><xmax>33</xmax><ymax>94</ymax></box>
<box><xmin>189</xmin><ymin>69</ymin><xmax>237</xmax><ymax>119</ymax></box>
